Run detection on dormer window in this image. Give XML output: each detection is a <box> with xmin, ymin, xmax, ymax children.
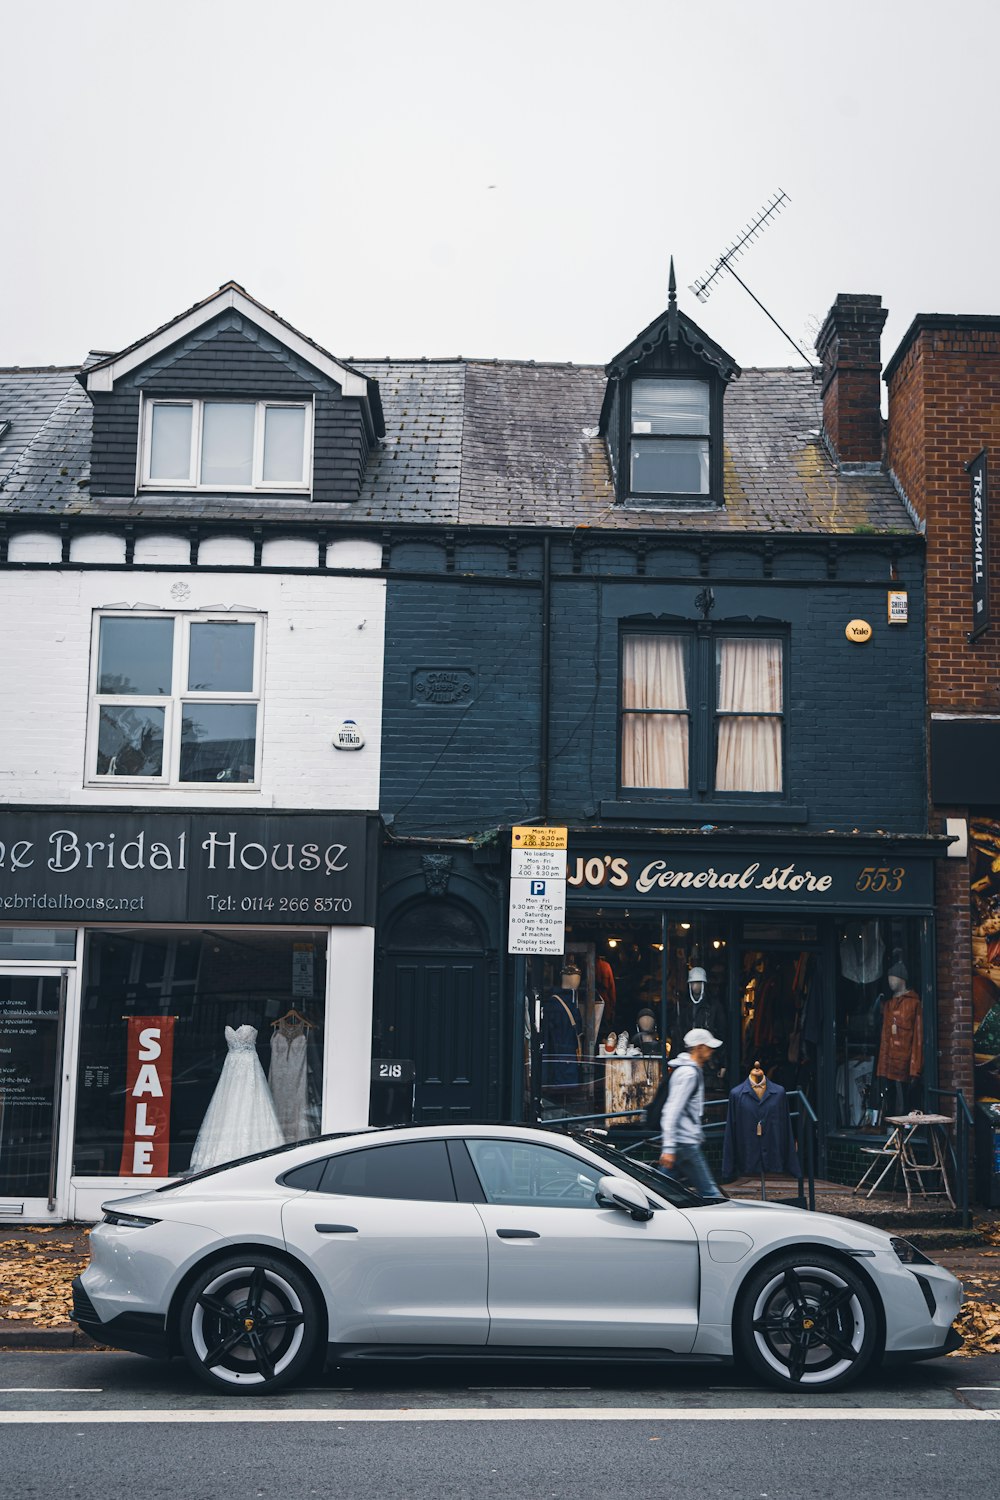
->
<box><xmin>141</xmin><ymin>398</ymin><xmax>312</xmax><ymax>492</ymax></box>
<box><xmin>629</xmin><ymin>378</ymin><xmax>710</xmax><ymax>496</ymax></box>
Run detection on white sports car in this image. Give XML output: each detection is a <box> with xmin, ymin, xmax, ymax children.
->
<box><xmin>72</xmin><ymin>1124</ymin><xmax>962</xmax><ymax>1395</ymax></box>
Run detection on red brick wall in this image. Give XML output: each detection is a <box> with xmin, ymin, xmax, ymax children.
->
<box><xmin>887</xmin><ymin>323</ymin><xmax>1000</xmax><ymax>1112</ymax></box>
<box><xmin>887</xmin><ymin>326</ymin><xmax>1000</xmax><ymax>712</ymax></box>
<box><xmin>817</xmin><ymin>294</ymin><xmax>887</xmax><ymax>465</ymax></box>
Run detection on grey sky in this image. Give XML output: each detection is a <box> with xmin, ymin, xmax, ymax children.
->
<box><xmin>2</xmin><ymin>0</ymin><xmax>996</xmax><ymax>375</ymax></box>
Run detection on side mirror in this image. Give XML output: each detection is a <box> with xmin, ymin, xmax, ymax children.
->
<box><xmin>596</xmin><ymin>1174</ymin><xmax>654</xmax><ymax>1222</ymax></box>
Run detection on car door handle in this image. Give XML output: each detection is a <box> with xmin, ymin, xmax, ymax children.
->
<box><xmin>496</xmin><ymin>1228</ymin><xmax>540</xmax><ymax>1239</ymax></box>
<box><xmin>315</xmin><ymin>1224</ymin><xmax>358</xmax><ymax>1234</ymax></box>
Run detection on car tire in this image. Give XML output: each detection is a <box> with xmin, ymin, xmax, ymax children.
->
<box><xmin>735</xmin><ymin>1252</ymin><xmax>878</xmax><ymax>1392</ymax></box>
<box><xmin>178</xmin><ymin>1253</ymin><xmax>321</xmax><ymax>1395</ymax></box>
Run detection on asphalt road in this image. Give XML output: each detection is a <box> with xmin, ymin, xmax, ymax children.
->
<box><xmin>1</xmin><ymin>1349</ymin><xmax>998</xmax><ymax>1500</ymax></box>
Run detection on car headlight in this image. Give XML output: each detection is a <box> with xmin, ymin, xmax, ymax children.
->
<box><xmin>890</xmin><ymin>1236</ymin><xmax>934</xmax><ymax>1266</ymax></box>
<box><xmin>102</xmin><ymin>1210</ymin><xmax>159</xmax><ymax>1229</ymax></box>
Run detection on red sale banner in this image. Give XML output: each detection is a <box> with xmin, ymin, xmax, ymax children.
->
<box><xmin>119</xmin><ymin>1016</ymin><xmax>175</xmax><ymax>1177</ymax></box>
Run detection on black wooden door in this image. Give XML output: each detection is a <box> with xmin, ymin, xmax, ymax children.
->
<box><xmin>381</xmin><ymin>951</ymin><xmax>487</xmax><ymax>1122</ymax></box>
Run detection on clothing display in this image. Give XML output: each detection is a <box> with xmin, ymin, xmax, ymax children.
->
<box><xmin>268</xmin><ymin>1023</ymin><xmax>312</xmax><ymax>1143</ymax></box>
<box><xmin>876</xmin><ymin>988</ymin><xmax>923</xmax><ymax>1081</ymax></box>
<box><xmin>671</xmin><ymin>994</ymin><xmax>726</xmax><ymax>1060</ymax></box>
<box><xmin>189</xmin><ymin>1024</ymin><xmax>284</xmax><ymax>1173</ymax></box>
<box><xmin>840</xmin><ymin>924</ymin><xmax>885</xmax><ymax>985</ymax></box>
<box><xmin>721</xmin><ymin>1077</ymin><xmax>801</xmax><ymax>1181</ymax></box>
<box><xmin>596</xmin><ymin>957</ymin><xmax>617</xmax><ymax>1026</ymax></box>
<box><xmin>541</xmin><ymin>988</ymin><xmax>584</xmax><ymax>1089</ymax></box>
<box><xmin>836</xmin><ymin>1057</ymin><xmax>874</xmax><ymax>1127</ymax></box>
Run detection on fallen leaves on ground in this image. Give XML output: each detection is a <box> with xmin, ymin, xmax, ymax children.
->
<box><xmin>0</xmin><ymin>1237</ymin><xmax>90</xmax><ymax>1328</ymax></box>
<box><xmin>951</xmin><ymin>1295</ymin><xmax>1000</xmax><ymax>1356</ymax></box>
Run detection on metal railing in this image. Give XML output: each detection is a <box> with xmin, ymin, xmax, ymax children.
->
<box><xmin>928</xmin><ymin>1086</ymin><xmax>974</xmax><ymax>1229</ymax></box>
<box><xmin>537</xmin><ymin>1087</ymin><xmax>819</xmax><ymax>1211</ymax></box>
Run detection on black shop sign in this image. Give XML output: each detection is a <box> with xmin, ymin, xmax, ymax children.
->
<box><xmin>967</xmin><ymin>449</ymin><xmax>991</xmax><ymax>643</ymax></box>
<box><xmin>0</xmin><ymin>811</ymin><xmax>376</xmax><ymax>925</ymax></box>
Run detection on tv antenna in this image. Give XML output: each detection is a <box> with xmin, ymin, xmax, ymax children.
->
<box><xmin>689</xmin><ymin>190</ymin><xmax>816</xmax><ymax>368</ymax></box>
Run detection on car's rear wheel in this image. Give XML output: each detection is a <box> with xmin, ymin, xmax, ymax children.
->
<box><xmin>735</xmin><ymin>1253</ymin><xmax>878</xmax><ymax>1392</ymax></box>
<box><xmin>178</xmin><ymin>1254</ymin><xmax>320</xmax><ymax>1394</ymax></box>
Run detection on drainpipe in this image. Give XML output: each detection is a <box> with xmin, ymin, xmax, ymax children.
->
<box><xmin>540</xmin><ymin>534</ymin><xmax>551</xmax><ymax>820</ymax></box>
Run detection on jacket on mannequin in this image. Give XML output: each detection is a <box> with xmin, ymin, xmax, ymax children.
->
<box><xmin>541</xmin><ymin>988</ymin><xmax>584</xmax><ymax>1088</ymax></box>
<box><xmin>721</xmin><ymin>1077</ymin><xmax>801</xmax><ymax>1180</ymax></box>
<box><xmin>876</xmin><ymin>988</ymin><xmax>923</xmax><ymax>1081</ymax></box>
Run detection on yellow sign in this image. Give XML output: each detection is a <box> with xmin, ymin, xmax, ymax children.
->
<box><xmin>845</xmin><ymin>619</ymin><xmax>873</xmax><ymax>644</ymax></box>
<box><xmin>512</xmin><ymin>826</ymin><xmax>568</xmax><ymax>850</ymax></box>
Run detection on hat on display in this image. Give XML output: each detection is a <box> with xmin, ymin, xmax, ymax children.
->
<box><xmin>684</xmin><ymin>1026</ymin><xmax>723</xmax><ymax>1049</ymax></box>
<box><xmin>560</xmin><ymin>961</ymin><xmax>581</xmax><ymax>976</ymax></box>
<box><xmin>888</xmin><ymin>960</ymin><xmax>908</xmax><ymax>983</ymax></box>
<box><xmin>636</xmin><ymin>1006</ymin><xmax>657</xmax><ymax>1023</ymax></box>
<box><xmin>687</xmin><ymin>966</ymin><xmax>708</xmax><ymax>984</ymax></box>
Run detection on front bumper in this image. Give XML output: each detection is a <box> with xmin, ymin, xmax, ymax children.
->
<box><xmin>883</xmin><ymin>1325</ymin><xmax>964</xmax><ymax>1365</ymax></box>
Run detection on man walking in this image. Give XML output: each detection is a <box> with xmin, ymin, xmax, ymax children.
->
<box><xmin>659</xmin><ymin>1026</ymin><xmax>725</xmax><ymax>1200</ymax></box>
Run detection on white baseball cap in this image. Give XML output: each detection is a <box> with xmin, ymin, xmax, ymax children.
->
<box><xmin>684</xmin><ymin>1026</ymin><xmax>723</xmax><ymax>1049</ymax></box>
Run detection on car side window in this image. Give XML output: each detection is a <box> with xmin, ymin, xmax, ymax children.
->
<box><xmin>318</xmin><ymin>1141</ymin><xmax>457</xmax><ymax>1202</ymax></box>
<box><xmin>466</xmin><ymin>1139</ymin><xmax>604</xmax><ymax>1209</ymax></box>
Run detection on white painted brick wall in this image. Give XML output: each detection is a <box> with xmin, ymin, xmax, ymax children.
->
<box><xmin>0</xmin><ymin>569</ymin><xmax>385</xmax><ymax>810</ymax></box>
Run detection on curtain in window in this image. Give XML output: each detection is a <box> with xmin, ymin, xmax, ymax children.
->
<box><xmin>715</xmin><ymin>639</ymin><xmax>782</xmax><ymax>793</ymax></box>
<box><xmin>621</xmin><ymin>636</ymin><xmax>688</xmax><ymax>789</ymax></box>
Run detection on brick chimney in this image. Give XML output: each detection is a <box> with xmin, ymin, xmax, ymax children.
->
<box><xmin>815</xmin><ymin>293</ymin><xmax>888</xmax><ymax>466</ymax></box>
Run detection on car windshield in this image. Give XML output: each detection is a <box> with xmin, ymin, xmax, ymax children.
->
<box><xmin>570</xmin><ymin>1133</ymin><xmax>723</xmax><ymax>1208</ymax></box>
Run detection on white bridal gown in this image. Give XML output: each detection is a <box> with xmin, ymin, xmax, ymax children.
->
<box><xmin>269</xmin><ymin>1026</ymin><xmax>311</xmax><ymax>1143</ymax></box>
<box><xmin>189</xmin><ymin>1024</ymin><xmax>284</xmax><ymax>1173</ymax></box>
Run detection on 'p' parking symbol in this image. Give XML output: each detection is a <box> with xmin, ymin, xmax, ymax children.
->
<box><xmin>530</xmin><ymin>880</ymin><xmax>546</xmax><ymax>896</ymax></box>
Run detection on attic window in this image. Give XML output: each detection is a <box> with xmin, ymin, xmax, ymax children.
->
<box><xmin>629</xmin><ymin>378</ymin><xmax>710</xmax><ymax>496</ymax></box>
<box><xmin>141</xmin><ymin>398</ymin><xmax>312</xmax><ymax>492</ymax></box>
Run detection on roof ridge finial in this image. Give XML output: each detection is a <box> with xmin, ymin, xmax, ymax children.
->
<box><xmin>667</xmin><ymin>255</ymin><xmax>679</xmax><ymax>346</ymax></box>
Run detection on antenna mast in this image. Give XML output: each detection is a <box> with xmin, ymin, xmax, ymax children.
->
<box><xmin>689</xmin><ymin>190</ymin><xmax>816</xmax><ymax>368</ymax></box>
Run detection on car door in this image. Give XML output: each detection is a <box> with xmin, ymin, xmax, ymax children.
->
<box><xmin>280</xmin><ymin>1138</ymin><xmax>489</xmax><ymax>1345</ymax></box>
<box><xmin>461</xmin><ymin>1137</ymin><xmax>700</xmax><ymax>1352</ymax></box>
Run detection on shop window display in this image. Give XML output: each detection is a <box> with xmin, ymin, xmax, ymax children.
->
<box><xmin>834</xmin><ymin>919</ymin><xmax>924</xmax><ymax>1128</ymax></box>
<box><xmin>971</xmin><ymin>816</ymin><xmax>1000</xmax><ymax>1103</ymax></box>
<box><xmin>73</xmin><ymin>928</ymin><xmax>326</xmax><ymax>1177</ymax></box>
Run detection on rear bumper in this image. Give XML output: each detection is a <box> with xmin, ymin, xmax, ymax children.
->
<box><xmin>72</xmin><ymin>1276</ymin><xmax>170</xmax><ymax>1360</ymax></box>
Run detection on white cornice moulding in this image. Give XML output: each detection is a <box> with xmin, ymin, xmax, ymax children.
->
<box><xmin>85</xmin><ymin>289</ymin><xmax>369</xmax><ymax>398</ymax></box>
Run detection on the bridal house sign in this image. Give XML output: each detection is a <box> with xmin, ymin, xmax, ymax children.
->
<box><xmin>0</xmin><ymin>811</ymin><xmax>377</xmax><ymax>925</ymax></box>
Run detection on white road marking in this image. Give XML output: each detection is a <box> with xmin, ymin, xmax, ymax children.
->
<box><xmin>0</xmin><ymin>1388</ymin><xmax>103</xmax><ymax>1393</ymax></box>
<box><xmin>0</xmin><ymin>1406</ymin><xmax>997</xmax><ymax>1425</ymax></box>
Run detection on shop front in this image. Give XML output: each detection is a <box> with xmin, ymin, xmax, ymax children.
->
<box><xmin>518</xmin><ymin>834</ymin><xmax>943</xmax><ymax>1183</ymax></box>
<box><xmin>0</xmin><ymin>809</ymin><xmax>377</xmax><ymax>1222</ymax></box>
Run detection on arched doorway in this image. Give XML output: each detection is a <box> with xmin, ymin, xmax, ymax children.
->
<box><xmin>372</xmin><ymin>899</ymin><xmax>489</xmax><ymax>1124</ymax></box>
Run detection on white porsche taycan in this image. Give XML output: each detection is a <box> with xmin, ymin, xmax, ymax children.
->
<box><xmin>72</xmin><ymin>1124</ymin><xmax>962</xmax><ymax>1395</ymax></box>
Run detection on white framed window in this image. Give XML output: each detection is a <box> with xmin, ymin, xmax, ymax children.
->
<box><xmin>88</xmin><ymin>613</ymin><xmax>264</xmax><ymax>787</ymax></box>
<box><xmin>629</xmin><ymin>378</ymin><xmax>710</xmax><ymax>497</ymax></box>
<box><xmin>139</xmin><ymin>398</ymin><xmax>313</xmax><ymax>492</ymax></box>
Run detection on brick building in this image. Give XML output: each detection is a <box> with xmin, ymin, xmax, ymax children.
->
<box><xmin>885</xmin><ymin>314</ymin><xmax>1000</xmax><ymax>1127</ymax></box>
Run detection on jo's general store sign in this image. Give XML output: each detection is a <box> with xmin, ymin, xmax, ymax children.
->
<box><xmin>565</xmin><ymin>846</ymin><xmax>933</xmax><ymax>910</ymax></box>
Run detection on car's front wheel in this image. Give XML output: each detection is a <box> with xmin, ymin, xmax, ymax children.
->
<box><xmin>178</xmin><ymin>1253</ymin><xmax>321</xmax><ymax>1394</ymax></box>
<box><xmin>735</xmin><ymin>1252</ymin><xmax>878</xmax><ymax>1391</ymax></box>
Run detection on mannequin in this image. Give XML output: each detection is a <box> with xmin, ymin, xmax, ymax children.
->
<box><xmin>596</xmin><ymin>953</ymin><xmax>617</xmax><ymax>1027</ymax></box>
<box><xmin>876</xmin><ymin>962</ymin><xmax>923</xmax><ymax>1110</ymax></box>
<box><xmin>635</xmin><ymin>1005</ymin><xmax>661</xmax><ymax>1057</ymax></box>
<box><xmin>672</xmin><ymin>965</ymin><xmax>726</xmax><ymax>1077</ymax></box>
<box><xmin>541</xmin><ymin>965</ymin><xmax>584</xmax><ymax>1089</ymax></box>
<box><xmin>721</xmin><ymin>1057</ymin><xmax>801</xmax><ymax>1197</ymax></box>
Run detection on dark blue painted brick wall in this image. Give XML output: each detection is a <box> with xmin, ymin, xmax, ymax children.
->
<box><xmin>381</xmin><ymin>548</ymin><xmax>927</xmax><ymax>837</ymax></box>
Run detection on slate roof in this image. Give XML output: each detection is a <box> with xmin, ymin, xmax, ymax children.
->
<box><xmin>0</xmin><ymin>356</ymin><xmax>915</xmax><ymax>535</ymax></box>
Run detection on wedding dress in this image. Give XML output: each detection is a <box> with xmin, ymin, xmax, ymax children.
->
<box><xmin>269</xmin><ymin>1026</ymin><xmax>311</xmax><ymax>1143</ymax></box>
<box><xmin>189</xmin><ymin>1024</ymin><xmax>284</xmax><ymax>1172</ymax></box>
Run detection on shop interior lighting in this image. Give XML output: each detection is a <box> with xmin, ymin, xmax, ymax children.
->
<box><xmin>680</xmin><ymin>922</ymin><xmax>691</xmax><ymax>931</ymax></box>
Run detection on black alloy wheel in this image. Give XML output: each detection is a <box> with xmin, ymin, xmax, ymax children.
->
<box><xmin>178</xmin><ymin>1253</ymin><xmax>321</xmax><ymax>1394</ymax></box>
<box><xmin>736</xmin><ymin>1252</ymin><xmax>878</xmax><ymax>1391</ymax></box>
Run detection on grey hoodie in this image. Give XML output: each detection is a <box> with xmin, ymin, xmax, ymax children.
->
<box><xmin>660</xmin><ymin>1052</ymin><xmax>705</xmax><ymax>1153</ymax></box>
